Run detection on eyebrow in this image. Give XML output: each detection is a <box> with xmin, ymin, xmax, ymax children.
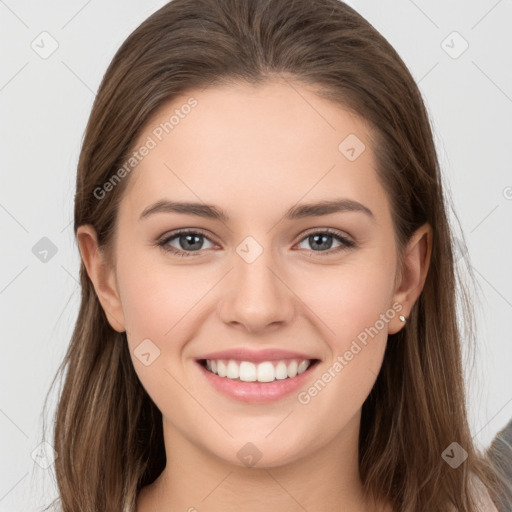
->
<box><xmin>139</xmin><ymin>198</ymin><xmax>375</xmax><ymax>222</ymax></box>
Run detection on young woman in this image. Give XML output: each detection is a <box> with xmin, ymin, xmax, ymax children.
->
<box><xmin>43</xmin><ymin>0</ymin><xmax>510</xmax><ymax>510</ymax></box>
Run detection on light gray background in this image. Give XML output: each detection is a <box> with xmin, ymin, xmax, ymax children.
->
<box><xmin>1</xmin><ymin>0</ymin><xmax>511</xmax><ymax>510</ymax></box>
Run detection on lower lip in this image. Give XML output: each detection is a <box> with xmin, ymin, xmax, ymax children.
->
<box><xmin>196</xmin><ymin>360</ymin><xmax>319</xmax><ymax>403</ymax></box>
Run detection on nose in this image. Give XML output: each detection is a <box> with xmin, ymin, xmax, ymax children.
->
<box><xmin>217</xmin><ymin>244</ymin><xmax>296</xmax><ymax>334</ymax></box>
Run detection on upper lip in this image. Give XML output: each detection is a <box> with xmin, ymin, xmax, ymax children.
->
<box><xmin>196</xmin><ymin>348</ymin><xmax>318</xmax><ymax>363</ymax></box>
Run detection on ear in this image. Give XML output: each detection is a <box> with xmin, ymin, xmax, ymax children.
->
<box><xmin>76</xmin><ymin>225</ymin><xmax>126</xmax><ymax>332</ymax></box>
<box><xmin>388</xmin><ymin>223</ymin><xmax>432</xmax><ymax>334</ymax></box>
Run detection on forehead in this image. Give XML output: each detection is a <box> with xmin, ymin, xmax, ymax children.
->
<box><xmin>120</xmin><ymin>80</ymin><xmax>389</xmax><ymax>223</ymax></box>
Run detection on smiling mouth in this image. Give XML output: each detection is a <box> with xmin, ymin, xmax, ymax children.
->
<box><xmin>198</xmin><ymin>358</ymin><xmax>320</xmax><ymax>383</ymax></box>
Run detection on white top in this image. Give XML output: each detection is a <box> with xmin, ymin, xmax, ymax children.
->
<box><xmin>471</xmin><ymin>473</ymin><xmax>499</xmax><ymax>512</ymax></box>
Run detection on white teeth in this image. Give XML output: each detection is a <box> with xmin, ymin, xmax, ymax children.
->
<box><xmin>275</xmin><ymin>361</ymin><xmax>288</xmax><ymax>380</ymax></box>
<box><xmin>257</xmin><ymin>362</ymin><xmax>275</xmax><ymax>382</ymax></box>
<box><xmin>297</xmin><ymin>360</ymin><xmax>309</xmax><ymax>374</ymax></box>
<box><xmin>226</xmin><ymin>360</ymin><xmax>239</xmax><ymax>379</ymax></box>
<box><xmin>204</xmin><ymin>358</ymin><xmax>313</xmax><ymax>383</ymax></box>
<box><xmin>287</xmin><ymin>360</ymin><xmax>298</xmax><ymax>378</ymax></box>
<box><xmin>239</xmin><ymin>361</ymin><xmax>257</xmax><ymax>382</ymax></box>
<box><xmin>217</xmin><ymin>360</ymin><xmax>227</xmax><ymax>377</ymax></box>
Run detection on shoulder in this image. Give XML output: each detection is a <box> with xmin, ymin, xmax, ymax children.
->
<box><xmin>470</xmin><ymin>472</ymin><xmax>499</xmax><ymax>512</ymax></box>
<box><xmin>443</xmin><ymin>473</ymin><xmax>498</xmax><ymax>512</ymax></box>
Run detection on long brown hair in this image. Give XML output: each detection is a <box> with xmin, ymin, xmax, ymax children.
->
<box><xmin>42</xmin><ymin>0</ymin><xmax>510</xmax><ymax>510</ymax></box>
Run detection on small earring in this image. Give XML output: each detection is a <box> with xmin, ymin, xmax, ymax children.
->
<box><xmin>399</xmin><ymin>314</ymin><xmax>406</xmax><ymax>324</ymax></box>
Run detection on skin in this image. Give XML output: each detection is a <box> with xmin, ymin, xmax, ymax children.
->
<box><xmin>78</xmin><ymin>79</ymin><xmax>432</xmax><ymax>512</ymax></box>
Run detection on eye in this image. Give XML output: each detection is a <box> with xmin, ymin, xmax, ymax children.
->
<box><xmin>157</xmin><ymin>228</ymin><xmax>355</xmax><ymax>258</ymax></box>
<box><xmin>295</xmin><ymin>229</ymin><xmax>355</xmax><ymax>254</ymax></box>
<box><xmin>157</xmin><ymin>229</ymin><xmax>216</xmax><ymax>257</ymax></box>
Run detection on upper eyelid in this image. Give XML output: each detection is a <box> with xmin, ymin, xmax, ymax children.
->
<box><xmin>159</xmin><ymin>228</ymin><xmax>218</xmax><ymax>245</ymax></box>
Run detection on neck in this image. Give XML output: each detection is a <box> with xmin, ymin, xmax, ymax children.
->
<box><xmin>136</xmin><ymin>410</ymin><xmax>390</xmax><ymax>512</ymax></box>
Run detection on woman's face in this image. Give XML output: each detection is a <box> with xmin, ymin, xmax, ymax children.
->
<box><xmin>86</xmin><ymin>80</ymin><xmax>423</xmax><ymax>468</ymax></box>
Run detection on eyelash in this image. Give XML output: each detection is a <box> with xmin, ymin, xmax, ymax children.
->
<box><xmin>156</xmin><ymin>228</ymin><xmax>355</xmax><ymax>258</ymax></box>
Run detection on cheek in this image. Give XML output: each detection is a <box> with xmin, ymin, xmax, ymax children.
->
<box><xmin>115</xmin><ymin>251</ymin><xmax>205</xmax><ymax>406</ymax></box>
<box><xmin>116</xmin><ymin>247</ymin><xmax>210</xmax><ymax>344</ymax></box>
<box><xmin>297</xmin><ymin>255</ymin><xmax>396</xmax><ymax>406</ymax></box>
<box><xmin>305</xmin><ymin>257</ymin><xmax>396</xmax><ymax>345</ymax></box>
